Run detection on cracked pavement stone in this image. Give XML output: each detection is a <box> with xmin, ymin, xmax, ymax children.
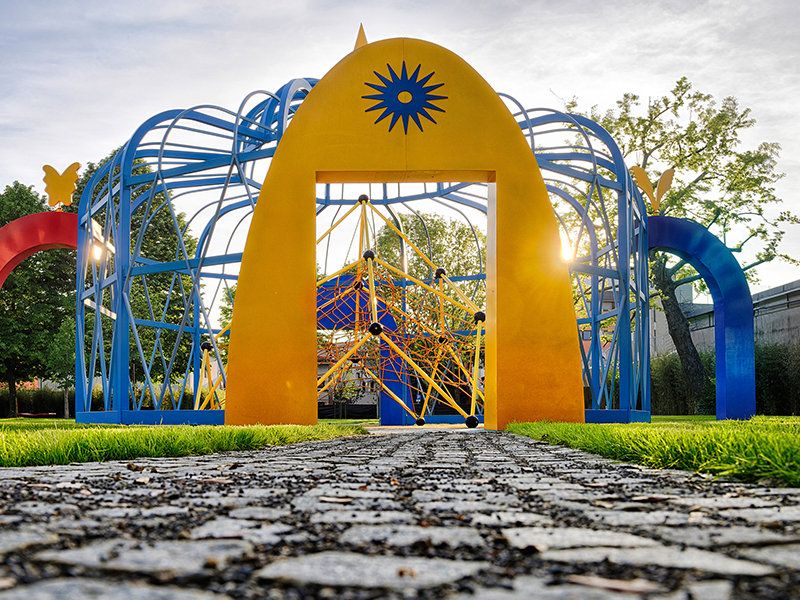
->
<box><xmin>539</xmin><ymin>546</ymin><xmax>777</xmax><ymax>576</ymax></box>
<box><xmin>34</xmin><ymin>539</ymin><xmax>252</xmax><ymax>578</ymax></box>
<box><xmin>450</xmin><ymin>574</ymin><xmax>646</xmax><ymax>599</ymax></box>
<box><xmin>686</xmin><ymin>580</ymin><xmax>735</xmax><ymax>600</ymax></box>
<box><xmin>256</xmin><ymin>550</ymin><xmax>489</xmax><ymax>589</ymax></box>
<box><xmin>226</xmin><ymin>506</ymin><xmax>290</xmax><ymax>521</ymax></box>
<box><xmin>0</xmin><ymin>531</ymin><xmax>59</xmax><ymax>555</ymax></box>
<box><xmin>736</xmin><ymin>543</ymin><xmax>800</xmax><ymax>569</ymax></box>
<box><xmin>648</xmin><ymin>525</ymin><xmax>800</xmax><ymax>548</ymax></box>
<box><xmin>718</xmin><ymin>505</ymin><xmax>800</xmax><ymax>523</ymax></box>
<box><xmin>502</xmin><ymin>527</ymin><xmax>661</xmax><ymax>550</ymax></box>
<box><xmin>0</xmin><ymin>578</ymin><xmax>232</xmax><ymax>599</ymax></box>
<box><xmin>190</xmin><ymin>517</ymin><xmax>259</xmax><ymax>539</ymax></box>
<box><xmin>470</xmin><ymin>511</ymin><xmax>555</xmax><ymax>527</ymax></box>
<box><xmin>309</xmin><ymin>510</ymin><xmax>416</xmax><ymax>524</ymax></box>
<box><xmin>582</xmin><ymin>509</ymin><xmax>701</xmax><ymax>527</ymax></box>
<box><xmin>340</xmin><ymin>524</ymin><xmax>486</xmax><ymax>547</ymax></box>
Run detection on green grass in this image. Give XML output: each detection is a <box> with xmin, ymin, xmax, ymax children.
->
<box><xmin>0</xmin><ymin>418</ymin><xmax>93</xmax><ymax>432</ymax></box>
<box><xmin>319</xmin><ymin>418</ymin><xmax>380</xmax><ymax>425</ymax></box>
<box><xmin>0</xmin><ymin>419</ymin><xmax>368</xmax><ymax>467</ymax></box>
<box><xmin>651</xmin><ymin>415</ymin><xmax>716</xmax><ymax>422</ymax></box>
<box><xmin>507</xmin><ymin>416</ymin><xmax>800</xmax><ymax>487</ymax></box>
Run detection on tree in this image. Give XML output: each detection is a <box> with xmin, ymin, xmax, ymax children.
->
<box><xmin>571</xmin><ymin>78</ymin><xmax>798</xmax><ymax>411</ymax></box>
<box><xmin>44</xmin><ymin>316</ymin><xmax>76</xmax><ymax>418</ymax></box>
<box><xmin>374</xmin><ymin>211</ymin><xmax>487</xmax><ymax>317</ymax></box>
<box><xmin>0</xmin><ymin>183</ymin><xmax>75</xmax><ymax>417</ymax></box>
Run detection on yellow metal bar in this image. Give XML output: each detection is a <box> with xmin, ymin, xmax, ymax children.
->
<box><xmin>366</xmin><ymin>259</ymin><xmax>379</xmax><ymax>324</ymax></box>
<box><xmin>443</xmin><ymin>342</ymin><xmax>484</xmax><ymax>403</ymax></box>
<box><xmin>192</xmin><ymin>327</ymin><xmax>231</xmax><ymax>410</ymax></box>
<box><xmin>374</xmin><ymin>258</ymin><xmax>474</xmax><ymax>315</ymax></box>
<box><xmin>205</xmin><ymin>352</ymin><xmax>214</xmax><ymax>395</ymax></box>
<box><xmin>317</xmin><ymin>361</ymin><xmax>350</xmax><ymax>397</ymax></box>
<box><xmin>194</xmin><ymin>349</ymin><xmax>210</xmax><ymax>410</ymax></box>
<box><xmin>419</xmin><ymin>345</ymin><xmax>445</xmax><ymax>417</ymax></box>
<box><xmin>317</xmin><ymin>259</ymin><xmax>360</xmax><ymax>287</ymax></box>
<box><xmin>470</xmin><ymin>321</ymin><xmax>482</xmax><ymax>417</ymax></box>
<box><xmin>442</xmin><ymin>275</ymin><xmax>480</xmax><ymax>314</ymax></box>
<box><xmin>214</xmin><ymin>323</ymin><xmax>231</xmax><ymax>342</ymax></box>
<box><xmin>362</xmin><ymin>365</ymin><xmax>418</xmax><ymax>419</ymax></box>
<box><xmin>200</xmin><ymin>378</ymin><xmax>221</xmax><ymax>410</ymax></box>
<box><xmin>379</xmin><ymin>332</ymin><xmax>468</xmax><ymax>418</ymax></box>
<box><xmin>316</xmin><ymin>332</ymin><xmax>372</xmax><ymax>387</ymax></box>
<box><xmin>382</xmin><ymin>300</ymin><xmax>441</xmax><ymax>340</ymax></box>
<box><xmin>200</xmin><ymin>367</ymin><xmax>227</xmax><ymax>410</ymax></box>
<box><xmin>365</xmin><ymin>203</ymin><xmax>439</xmax><ymax>273</ymax></box>
<box><xmin>316</xmin><ymin>202</ymin><xmax>361</xmax><ymax>245</ymax></box>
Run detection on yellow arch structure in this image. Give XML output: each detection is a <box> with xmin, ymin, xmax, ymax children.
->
<box><xmin>225</xmin><ymin>38</ymin><xmax>584</xmax><ymax>430</ymax></box>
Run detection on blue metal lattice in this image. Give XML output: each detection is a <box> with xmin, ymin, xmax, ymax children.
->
<box><xmin>75</xmin><ymin>80</ymin><xmax>650</xmax><ymax>424</ymax></box>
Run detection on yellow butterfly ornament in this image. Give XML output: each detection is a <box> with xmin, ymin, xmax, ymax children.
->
<box><xmin>42</xmin><ymin>162</ymin><xmax>81</xmax><ymax>208</ymax></box>
<box><xmin>631</xmin><ymin>166</ymin><xmax>674</xmax><ymax>214</ymax></box>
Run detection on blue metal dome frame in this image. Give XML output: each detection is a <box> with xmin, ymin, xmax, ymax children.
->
<box><xmin>74</xmin><ymin>78</ymin><xmax>650</xmax><ymax>425</ymax></box>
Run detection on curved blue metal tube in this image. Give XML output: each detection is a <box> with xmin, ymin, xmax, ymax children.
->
<box><xmin>648</xmin><ymin>216</ymin><xmax>755</xmax><ymax>420</ymax></box>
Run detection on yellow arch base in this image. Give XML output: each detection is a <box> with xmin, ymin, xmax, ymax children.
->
<box><xmin>225</xmin><ymin>37</ymin><xmax>584</xmax><ymax>430</ymax></box>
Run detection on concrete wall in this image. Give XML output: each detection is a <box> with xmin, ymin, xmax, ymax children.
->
<box><xmin>752</xmin><ymin>279</ymin><xmax>800</xmax><ymax>345</ymax></box>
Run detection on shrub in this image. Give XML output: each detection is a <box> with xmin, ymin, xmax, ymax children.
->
<box><xmin>652</xmin><ymin>341</ymin><xmax>800</xmax><ymax>416</ymax></box>
<box><xmin>754</xmin><ymin>341</ymin><xmax>800</xmax><ymax>416</ymax></box>
<box><xmin>650</xmin><ymin>349</ymin><xmax>715</xmax><ymax>415</ymax></box>
<box><xmin>0</xmin><ymin>388</ymin><xmax>75</xmax><ymax>418</ymax></box>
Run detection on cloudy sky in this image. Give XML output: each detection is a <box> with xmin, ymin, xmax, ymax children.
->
<box><xmin>1</xmin><ymin>0</ymin><xmax>798</xmax><ymax>292</ymax></box>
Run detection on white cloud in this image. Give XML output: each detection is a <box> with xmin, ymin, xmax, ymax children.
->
<box><xmin>1</xmin><ymin>0</ymin><xmax>798</xmax><ymax>289</ymax></box>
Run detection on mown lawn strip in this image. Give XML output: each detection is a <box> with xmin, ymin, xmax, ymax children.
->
<box><xmin>0</xmin><ymin>423</ymin><xmax>367</xmax><ymax>467</ymax></box>
<box><xmin>507</xmin><ymin>416</ymin><xmax>800</xmax><ymax>487</ymax></box>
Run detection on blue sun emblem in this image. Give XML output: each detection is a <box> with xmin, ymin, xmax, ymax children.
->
<box><xmin>362</xmin><ymin>62</ymin><xmax>447</xmax><ymax>134</ymax></box>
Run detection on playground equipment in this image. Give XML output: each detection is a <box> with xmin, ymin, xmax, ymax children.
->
<box><xmin>0</xmin><ymin>212</ymin><xmax>77</xmax><ymax>291</ymax></box>
<box><xmin>0</xmin><ymin>34</ymin><xmax>758</xmax><ymax>424</ymax></box>
<box><xmin>72</xmin><ymin>35</ymin><xmax>653</xmax><ymax>426</ymax></box>
<box><xmin>315</xmin><ymin>196</ymin><xmax>487</xmax><ymax>426</ymax></box>
<box><xmin>648</xmin><ymin>216</ymin><xmax>755</xmax><ymax>420</ymax></box>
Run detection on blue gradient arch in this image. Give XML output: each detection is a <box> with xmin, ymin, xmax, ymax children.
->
<box><xmin>648</xmin><ymin>216</ymin><xmax>755</xmax><ymax>420</ymax></box>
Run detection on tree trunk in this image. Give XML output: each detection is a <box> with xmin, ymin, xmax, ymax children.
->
<box><xmin>7</xmin><ymin>377</ymin><xmax>17</xmax><ymax>419</ymax></box>
<box><xmin>64</xmin><ymin>388</ymin><xmax>69</xmax><ymax>419</ymax></box>
<box><xmin>659</xmin><ymin>284</ymin><xmax>712</xmax><ymax>412</ymax></box>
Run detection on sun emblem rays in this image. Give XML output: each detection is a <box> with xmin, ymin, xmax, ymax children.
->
<box><xmin>362</xmin><ymin>62</ymin><xmax>447</xmax><ymax>133</ymax></box>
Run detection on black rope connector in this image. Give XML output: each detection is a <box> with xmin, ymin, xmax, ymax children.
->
<box><xmin>434</xmin><ymin>267</ymin><xmax>447</xmax><ymax>279</ymax></box>
<box><xmin>438</xmin><ymin>336</ymin><xmax>447</xmax><ymax>344</ymax></box>
<box><xmin>352</xmin><ymin>281</ymin><xmax>363</xmax><ymax>290</ymax></box>
<box><xmin>473</xmin><ymin>311</ymin><xmax>486</xmax><ymax>324</ymax></box>
<box><xmin>415</xmin><ymin>418</ymin><xmax>426</xmax><ymax>426</ymax></box>
<box><xmin>200</xmin><ymin>341</ymin><xmax>213</xmax><ymax>352</ymax></box>
<box><xmin>368</xmin><ymin>322</ymin><xmax>383</xmax><ymax>336</ymax></box>
<box><xmin>465</xmin><ymin>415</ymin><xmax>480</xmax><ymax>429</ymax></box>
<box><xmin>363</xmin><ymin>250</ymin><xmax>375</xmax><ymax>260</ymax></box>
<box><xmin>358</xmin><ymin>194</ymin><xmax>369</xmax><ymax>203</ymax></box>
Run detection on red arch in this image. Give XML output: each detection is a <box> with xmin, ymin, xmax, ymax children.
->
<box><xmin>0</xmin><ymin>212</ymin><xmax>78</xmax><ymax>292</ymax></box>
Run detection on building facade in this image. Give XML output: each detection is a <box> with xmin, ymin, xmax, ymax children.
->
<box><xmin>650</xmin><ymin>279</ymin><xmax>800</xmax><ymax>354</ymax></box>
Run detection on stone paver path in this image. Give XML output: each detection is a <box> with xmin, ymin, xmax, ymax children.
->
<box><xmin>0</xmin><ymin>429</ymin><xmax>797</xmax><ymax>599</ymax></box>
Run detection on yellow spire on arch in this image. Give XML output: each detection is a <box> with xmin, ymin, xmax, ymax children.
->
<box><xmin>354</xmin><ymin>24</ymin><xmax>368</xmax><ymax>50</ymax></box>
